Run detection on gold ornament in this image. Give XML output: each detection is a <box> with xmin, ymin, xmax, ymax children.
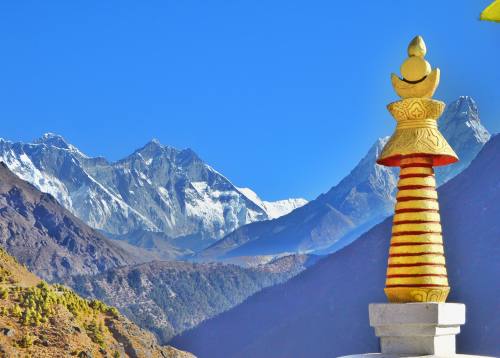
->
<box><xmin>480</xmin><ymin>0</ymin><xmax>500</xmax><ymax>22</ymax></box>
<box><xmin>377</xmin><ymin>36</ymin><xmax>459</xmax><ymax>303</ymax></box>
<box><xmin>391</xmin><ymin>35</ymin><xmax>440</xmax><ymax>99</ymax></box>
<box><xmin>400</xmin><ymin>57</ymin><xmax>431</xmax><ymax>82</ymax></box>
<box><xmin>391</xmin><ymin>69</ymin><xmax>440</xmax><ymax>99</ymax></box>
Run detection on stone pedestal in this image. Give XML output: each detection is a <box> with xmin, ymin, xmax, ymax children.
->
<box><xmin>339</xmin><ymin>303</ymin><xmax>492</xmax><ymax>358</ymax></box>
<box><xmin>370</xmin><ymin>303</ymin><xmax>464</xmax><ymax>356</ymax></box>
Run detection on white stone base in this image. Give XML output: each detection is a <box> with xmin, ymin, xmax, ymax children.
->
<box><xmin>338</xmin><ymin>303</ymin><xmax>492</xmax><ymax>358</ymax></box>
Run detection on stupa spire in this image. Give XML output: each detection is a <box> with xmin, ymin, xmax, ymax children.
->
<box><xmin>341</xmin><ymin>36</ymin><xmax>485</xmax><ymax>358</ymax></box>
<box><xmin>377</xmin><ymin>36</ymin><xmax>459</xmax><ymax>303</ymax></box>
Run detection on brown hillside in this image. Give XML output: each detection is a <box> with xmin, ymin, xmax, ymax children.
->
<box><xmin>0</xmin><ymin>248</ymin><xmax>194</xmax><ymax>358</ymax></box>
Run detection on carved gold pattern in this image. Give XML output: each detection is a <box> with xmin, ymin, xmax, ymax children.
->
<box><xmin>377</xmin><ymin>98</ymin><xmax>458</xmax><ymax>167</ymax></box>
<box><xmin>388</xmin><ymin>98</ymin><xmax>444</xmax><ymax>121</ymax></box>
<box><xmin>385</xmin><ymin>287</ymin><xmax>450</xmax><ymax>303</ymax></box>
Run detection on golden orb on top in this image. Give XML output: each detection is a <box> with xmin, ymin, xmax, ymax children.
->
<box><xmin>401</xmin><ymin>57</ymin><xmax>431</xmax><ymax>82</ymax></box>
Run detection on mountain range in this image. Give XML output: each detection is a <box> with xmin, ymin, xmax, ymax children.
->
<box><xmin>172</xmin><ymin>133</ymin><xmax>500</xmax><ymax>358</ymax></box>
<box><xmin>198</xmin><ymin>96</ymin><xmax>491</xmax><ymax>260</ymax></box>
<box><xmin>0</xmin><ymin>161</ymin><xmax>313</xmax><ymax>345</ymax></box>
<box><xmin>0</xmin><ymin>135</ymin><xmax>306</xmax><ymax>254</ymax></box>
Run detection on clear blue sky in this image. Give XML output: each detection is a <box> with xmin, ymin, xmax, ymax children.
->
<box><xmin>0</xmin><ymin>1</ymin><xmax>498</xmax><ymax>200</ymax></box>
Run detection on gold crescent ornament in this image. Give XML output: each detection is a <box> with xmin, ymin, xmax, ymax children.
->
<box><xmin>391</xmin><ymin>69</ymin><xmax>440</xmax><ymax>99</ymax></box>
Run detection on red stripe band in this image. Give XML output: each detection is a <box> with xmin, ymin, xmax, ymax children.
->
<box><xmin>392</xmin><ymin>231</ymin><xmax>442</xmax><ymax>236</ymax></box>
<box><xmin>391</xmin><ymin>242</ymin><xmax>443</xmax><ymax>247</ymax></box>
<box><xmin>386</xmin><ymin>274</ymin><xmax>448</xmax><ymax>278</ymax></box>
<box><xmin>388</xmin><ymin>263</ymin><xmax>445</xmax><ymax>268</ymax></box>
<box><xmin>398</xmin><ymin>185</ymin><xmax>435</xmax><ymax>190</ymax></box>
<box><xmin>395</xmin><ymin>209</ymin><xmax>439</xmax><ymax>214</ymax></box>
<box><xmin>393</xmin><ymin>220</ymin><xmax>441</xmax><ymax>225</ymax></box>
<box><xmin>399</xmin><ymin>174</ymin><xmax>435</xmax><ymax>179</ymax></box>
<box><xmin>400</xmin><ymin>164</ymin><xmax>434</xmax><ymax>169</ymax></box>
<box><xmin>386</xmin><ymin>284</ymin><xmax>448</xmax><ymax>288</ymax></box>
<box><xmin>389</xmin><ymin>252</ymin><xmax>444</xmax><ymax>257</ymax></box>
<box><xmin>397</xmin><ymin>197</ymin><xmax>438</xmax><ymax>202</ymax></box>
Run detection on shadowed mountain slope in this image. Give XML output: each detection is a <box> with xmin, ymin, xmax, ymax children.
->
<box><xmin>0</xmin><ymin>162</ymin><xmax>142</xmax><ymax>282</ymax></box>
<box><xmin>72</xmin><ymin>254</ymin><xmax>317</xmax><ymax>343</ymax></box>
<box><xmin>173</xmin><ymin>134</ymin><xmax>500</xmax><ymax>358</ymax></box>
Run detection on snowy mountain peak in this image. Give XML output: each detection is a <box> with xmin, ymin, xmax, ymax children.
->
<box><xmin>365</xmin><ymin>136</ymin><xmax>390</xmax><ymax>164</ymax></box>
<box><xmin>440</xmin><ymin>96</ymin><xmax>490</xmax><ymax>144</ymax></box>
<box><xmin>140</xmin><ymin>138</ymin><xmax>166</xmax><ymax>152</ymax></box>
<box><xmin>132</xmin><ymin>140</ymin><xmax>201</xmax><ymax>167</ymax></box>
<box><xmin>236</xmin><ymin>187</ymin><xmax>308</xmax><ymax>219</ymax></box>
<box><xmin>130</xmin><ymin>139</ymin><xmax>174</xmax><ymax>165</ymax></box>
<box><xmin>453</xmin><ymin>95</ymin><xmax>478</xmax><ymax>115</ymax></box>
<box><xmin>33</xmin><ymin>132</ymin><xmax>88</xmax><ymax>158</ymax></box>
<box><xmin>437</xmin><ymin>96</ymin><xmax>491</xmax><ymax>184</ymax></box>
<box><xmin>35</xmin><ymin>132</ymin><xmax>71</xmax><ymax>149</ymax></box>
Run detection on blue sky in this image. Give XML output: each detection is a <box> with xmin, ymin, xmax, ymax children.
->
<box><xmin>0</xmin><ymin>1</ymin><xmax>498</xmax><ymax>200</ymax></box>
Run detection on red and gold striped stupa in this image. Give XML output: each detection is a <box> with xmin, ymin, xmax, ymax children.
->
<box><xmin>377</xmin><ymin>36</ymin><xmax>458</xmax><ymax>303</ymax></box>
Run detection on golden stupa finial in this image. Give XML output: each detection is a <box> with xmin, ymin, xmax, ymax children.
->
<box><xmin>391</xmin><ymin>35</ymin><xmax>440</xmax><ymax>99</ymax></box>
<box><xmin>377</xmin><ymin>36</ymin><xmax>460</xmax><ymax>303</ymax></box>
<box><xmin>407</xmin><ymin>35</ymin><xmax>427</xmax><ymax>57</ymax></box>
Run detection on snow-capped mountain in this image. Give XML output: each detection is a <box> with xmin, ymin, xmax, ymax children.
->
<box><xmin>200</xmin><ymin>96</ymin><xmax>491</xmax><ymax>259</ymax></box>
<box><xmin>436</xmin><ymin>96</ymin><xmax>491</xmax><ymax>183</ymax></box>
<box><xmin>0</xmin><ymin>134</ymin><xmax>304</xmax><ymax>249</ymax></box>
<box><xmin>236</xmin><ymin>187</ymin><xmax>307</xmax><ymax>219</ymax></box>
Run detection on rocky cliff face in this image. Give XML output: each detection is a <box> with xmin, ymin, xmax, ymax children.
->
<box><xmin>0</xmin><ymin>162</ymin><xmax>141</xmax><ymax>282</ymax></box>
<box><xmin>0</xmin><ymin>135</ymin><xmax>306</xmax><ymax>252</ymax></box>
<box><xmin>199</xmin><ymin>96</ymin><xmax>491</xmax><ymax>259</ymax></box>
<box><xmin>172</xmin><ymin>134</ymin><xmax>500</xmax><ymax>358</ymax></box>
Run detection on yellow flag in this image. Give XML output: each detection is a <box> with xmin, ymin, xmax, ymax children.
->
<box><xmin>481</xmin><ymin>0</ymin><xmax>500</xmax><ymax>22</ymax></box>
